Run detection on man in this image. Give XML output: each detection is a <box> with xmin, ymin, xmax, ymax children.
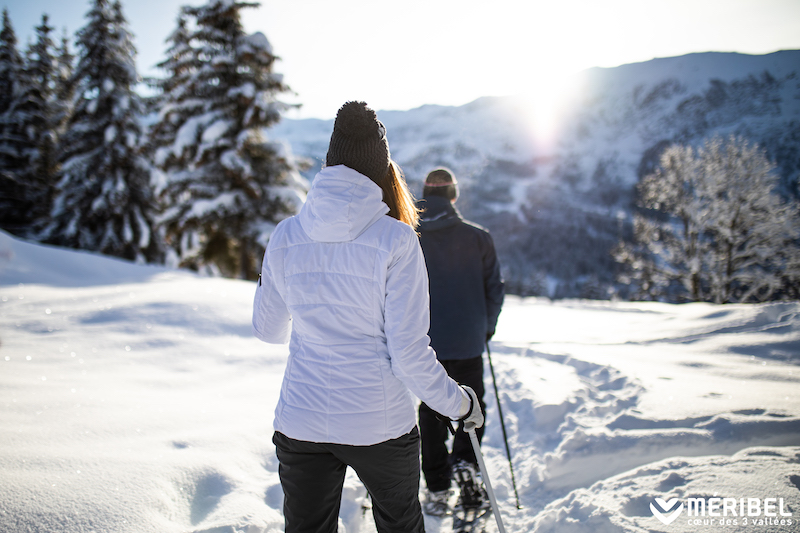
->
<box><xmin>417</xmin><ymin>167</ymin><xmax>505</xmax><ymax>516</ymax></box>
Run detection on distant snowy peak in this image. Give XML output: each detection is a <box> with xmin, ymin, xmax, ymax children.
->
<box><xmin>274</xmin><ymin>50</ymin><xmax>800</xmax><ymax>171</ymax></box>
<box><xmin>569</xmin><ymin>50</ymin><xmax>800</xmax><ymax>143</ymax></box>
<box><xmin>271</xmin><ymin>50</ymin><xmax>800</xmax><ymax>298</ymax></box>
<box><xmin>272</xmin><ymin>49</ymin><xmax>800</xmax><ymax>205</ymax></box>
<box><xmin>581</xmin><ymin>50</ymin><xmax>800</xmax><ymax>94</ymax></box>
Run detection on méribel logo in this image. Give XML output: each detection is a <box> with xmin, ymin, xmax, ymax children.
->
<box><xmin>651</xmin><ymin>497</ymin><xmax>685</xmax><ymax>525</ymax></box>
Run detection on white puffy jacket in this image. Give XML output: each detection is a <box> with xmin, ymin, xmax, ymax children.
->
<box><xmin>253</xmin><ymin>165</ymin><xmax>466</xmax><ymax>445</ymax></box>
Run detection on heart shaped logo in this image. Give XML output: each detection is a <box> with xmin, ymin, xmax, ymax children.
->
<box><xmin>650</xmin><ymin>498</ymin><xmax>684</xmax><ymax>525</ymax></box>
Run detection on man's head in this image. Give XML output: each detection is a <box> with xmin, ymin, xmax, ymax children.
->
<box><xmin>423</xmin><ymin>167</ymin><xmax>458</xmax><ymax>201</ymax></box>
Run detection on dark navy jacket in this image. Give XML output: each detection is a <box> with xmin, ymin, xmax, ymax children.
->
<box><xmin>417</xmin><ymin>196</ymin><xmax>505</xmax><ymax>360</ymax></box>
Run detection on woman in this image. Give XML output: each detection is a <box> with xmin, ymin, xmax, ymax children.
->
<box><xmin>252</xmin><ymin>101</ymin><xmax>483</xmax><ymax>533</ymax></box>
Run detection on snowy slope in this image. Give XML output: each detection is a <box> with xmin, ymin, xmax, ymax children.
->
<box><xmin>1</xmin><ymin>230</ymin><xmax>799</xmax><ymax>533</ymax></box>
<box><xmin>272</xmin><ymin>51</ymin><xmax>800</xmax><ymax>298</ymax></box>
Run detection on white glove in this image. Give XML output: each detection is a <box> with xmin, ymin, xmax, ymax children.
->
<box><xmin>458</xmin><ymin>385</ymin><xmax>484</xmax><ymax>432</ymax></box>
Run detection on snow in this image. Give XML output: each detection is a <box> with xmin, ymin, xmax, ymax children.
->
<box><xmin>185</xmin><ymin>192</ymin><xmax>240</xmax><ymax>220</ymax></box>
<box><xmin>105</xmin><ymin>124</ymin><xmax>117</xmax><ymax>144</ymax></box>
<box><xmin>201</xmin><ymin>118</ymin><xmax>230</xmax><ymax>145</ymax></box>
<box><xmin>229</xmin><ymin>82</ymin><xmax>256</xmax><ymax>101</ymax></box>
<box><xmin>239</xmin><ymin>32</ymin><xmax>273</xmax><ymax>56</ymax></box>
<box><xmin>1</xmin><ymin>229</ymin><xmax>798</xmax><ymax>533</ymax></box>
<box><xmin>167</xmin><ymin>112</ymin><xmax>219</xmax><ymax>163</ymax></box>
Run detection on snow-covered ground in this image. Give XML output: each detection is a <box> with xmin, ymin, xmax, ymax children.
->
<box><xmin>1</xmin><ymin>229</ymin><xmax>798</xmax><ymax>533</ymax></box>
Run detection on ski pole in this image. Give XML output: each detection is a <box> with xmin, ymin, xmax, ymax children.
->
<box><xmin>468</xmin><ymin>427</ymin><xmax>506</xmax><ymax>533</ymax></box>
<box><xmin>486</xmin><ymin>341</ymin><xmax>521</xmax><ymax>509</ymax></box>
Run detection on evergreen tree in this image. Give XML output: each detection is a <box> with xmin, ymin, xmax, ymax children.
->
<box><xmin>0</xmin><ymin>8</ymin><xmax>25</xmax><ymax>233</ymax></box>
<box><xmin>145</xmin><ymin>13</ymin><xmax>192</xmax><ymax>161</ymax></box>
<box><xmin>23</xmin><ymin>15</ymin><xmax>60</xmax><ymax>227</ymax></box>
<box><xmin>617</xmin><ymin>136</ymin><xmax>800</xmax><ymax>303</ymax></box>
<box><xmin>53</xmin><ymin>29</ymin><xmax>76</xmax><ymax>133</ymax></box>
<box><xmin>150</xmin><ymin>0</ymin><xmax>305</xmax><ymax>279</ymax></box>
<box><xmin>0</xmin><ymin>14</ymin><xmax>60</xmax><ymax>236</ymax></box>
<box><xmin>0</xmin><ymin>9</ymin><xmax>21</xmax><ymax>118</ymax></box>
<box><xmin>42</xmin><ymin>0</ymin><xmax>161</xmax><ymax>263</ymax></box>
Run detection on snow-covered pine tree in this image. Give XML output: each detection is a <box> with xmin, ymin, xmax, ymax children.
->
<box><xmin>42</xmin><ymin>0</ymin><xmax>161</xmax><ymax>263</ymax></box>
<box><xmin>146</xmin><ymin>13</ymin><xmax>193</xmax><ymax>160</ymax></box>
<box><xmin>150</xmin><ymin>0</ymin><xmax>305</xmax><ymax>279</ymax></box>
<box><xmin>0</xmin><ymin>14</ymin><xmax>60</xmax><ymax>237</ymax></box>
<box><xmin>53</xmin><ymin>29</ymin><xmax>75</xmax><ymax>134</ymax></box>
<box><xmin>0</xmin><ymin>9</ymin><xmax>19</xmax><ymax>115</ymax></box>
<box><xmin>22</xmin><ymin>15</ymin><xmax>60</xmax><ymax>229</ymax></box>
<box><xmin>0</xmin><ymin>8</ymin><xmax>26</xmax><ymax>233</ymax></box>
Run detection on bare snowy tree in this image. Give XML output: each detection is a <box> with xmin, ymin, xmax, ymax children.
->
<box><xmin>617</xmin><ymin>135</ymin><xmax>800</xmax><ymax>303</ymax></box>
<box><xmin>616</xmin><ymin>143</ymin><xmax>709</xmax><ymax>301</ymax></box>
<box><xmin>700</xmin><ymin>136</ymin><xmax>800</xmax><ymax>302</ymax></box>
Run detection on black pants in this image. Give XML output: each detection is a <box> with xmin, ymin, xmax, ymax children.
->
<box><xmin>273</xmin><ymin>428</ymin><xmax>424</xmax><ymax>533</ymax></box>
<box><xmin>418</xmin><ymin>356</ymin><xmax>486</xmax><ymax>492</ymax></box>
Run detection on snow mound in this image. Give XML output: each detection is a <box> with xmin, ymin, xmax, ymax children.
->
<box><xmin>531</xmin><ymin>446</ymin><xmax>800</xmax><ymax>533</ymax></box>
<box><xmin>0</xmin><ymin>230</ymin><xmax>169</xmax><ymax>287</ymax></box>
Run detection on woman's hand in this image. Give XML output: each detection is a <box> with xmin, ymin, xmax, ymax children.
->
<box><xmin>458</xmin><ymin>385</ymin><xmax>484</xmax><ymax>432</ymax></box>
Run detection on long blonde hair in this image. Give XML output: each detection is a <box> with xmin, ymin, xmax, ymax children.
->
<box><xmin>380</xmin><ymin>161</ymin><xmax>420</xmax><ymax>229</ymax></box>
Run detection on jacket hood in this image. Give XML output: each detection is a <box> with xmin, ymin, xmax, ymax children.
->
<box><xmin>417</xmin><ymin>195</ymin><xmax>462</xmax><ymax>232</ymax></box>
<box><xmin>298</xmin><ymin>165</ymin><xmax>389</xmax><ymax>242</ymax></box>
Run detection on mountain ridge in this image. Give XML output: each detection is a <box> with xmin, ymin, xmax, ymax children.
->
<box><xmin>271</xmin><ymin>50</ymin><xmax>800</xmax><ymax>298</ymax></box>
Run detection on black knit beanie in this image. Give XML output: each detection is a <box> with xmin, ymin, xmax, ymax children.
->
<box><xmin>326</xmin><ymin>101</ymin><xmax>390</xmax><ymax>185</ymax></box>
<box><xmin>423</xmin><ymin>167</ymin><xmax>459</xmax><ymax>200</ymax></box>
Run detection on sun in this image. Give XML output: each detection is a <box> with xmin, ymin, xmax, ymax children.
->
<box><xmin>513</xmin><ymin>71</ymin><xmax>584</xmax><ymax>153</ymax></box>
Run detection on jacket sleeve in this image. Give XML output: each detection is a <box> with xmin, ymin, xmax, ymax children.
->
<box><xmin>252</xmin><ymin>244</ymin><xmax>292</xmax><ymax>344</ymax></box>
<box><xmin>383</xmin><ymin>228</ymin><xmax>467</xmax><ymax>419</ymax></box>
<box><xmin>481</xmin><ymin>231</ymin><xmax>505</xmax><ymax>336</ymax></box>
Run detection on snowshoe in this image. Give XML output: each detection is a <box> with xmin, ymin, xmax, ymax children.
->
<box><xmin>453</xmin><ymin>460</ymin><xmax>490</xmax><ymax>510</ymax></box>
<box><xmin>452</xmin><ymin>504</ymin><xmax>492</xmax><ymax>533</ymax></box>
<box><xmin>422</xmin><ymin>488</ymin><xmax>453</xmax><ymax>516</ymax></box>
<box><xmin>452</xmin><ymin>460</ymin><xmax>492</xmax><ymax>532</ymax></box>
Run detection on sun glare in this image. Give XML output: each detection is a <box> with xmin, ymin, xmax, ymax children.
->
<box><xmin>515</xmin><ymin>72</ymin><xmax>583</xmax><ymax>153</ymax></box>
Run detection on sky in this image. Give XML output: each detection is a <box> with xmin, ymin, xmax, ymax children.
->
<box><xmin>2</xmin><ymin>0</ymin><xmax>800</xmax><ymax>119</ymax></box>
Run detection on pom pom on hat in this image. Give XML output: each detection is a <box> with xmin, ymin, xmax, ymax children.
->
<box><xmin>326</xmin><ymin>101</ymin><xmax>390</xmax><ymax>184</ymax></box>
